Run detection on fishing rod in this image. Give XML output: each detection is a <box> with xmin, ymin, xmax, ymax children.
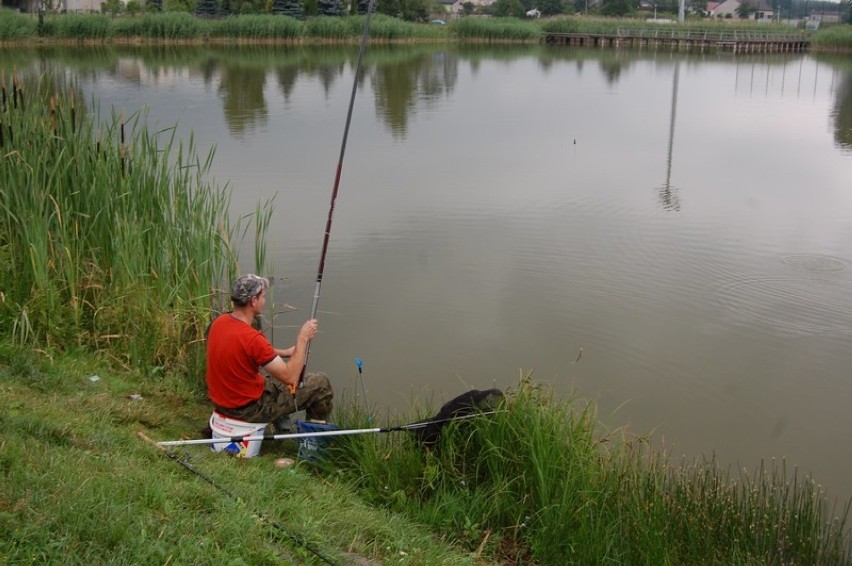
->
<box><xmin>299</xmin><ymin>0</ymin><xmax>377</xmax><ymax>389</ymax></box>
<box><xmin>155</xmin><ymin>411</ymin><xmax>503</xmax><ymax>449</ymax></box>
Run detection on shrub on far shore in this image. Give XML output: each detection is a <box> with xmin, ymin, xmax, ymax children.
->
<box><xmin>211</xmin><ymin>14</ymin><xmax>304</xmax><ymax>39</ymax></box>
<box><xmin>449</xmin><ymin>16</ymin><xmax>542</xmax><ymax>41</ymax></box>
<box><xmin>137</xmin><ymin>11</ymin><xmax>206</xmax><ymax>39</ymax></box>
<box><xmin>812</xmin><ymin>24</ymin><xmax>852</xmax><ymax>48</ymax></box>
<box><xmin>0</xmin><ymin>8</ymin><xmax>38</xmax><ymax>40</ymax></box>
<box><xmin>44</xmin><ymin>13</ymin><xmax>113</xmax><ymax>39</ymax></box>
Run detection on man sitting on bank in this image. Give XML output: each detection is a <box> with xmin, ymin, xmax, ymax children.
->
<box><xmin>206</xmin><ymin>274</ymin><xmax>333</xmax><ymax>429</ymax></box>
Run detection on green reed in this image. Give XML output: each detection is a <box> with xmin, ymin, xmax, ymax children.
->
<box><xmin>812</xmin><ymin>25</ymin><xmax>852</xmax><ymax>49</ymax></box>
<box><xmin>42</xmin><ymin>13</ymin><xmax>113</xmax><ymax>40</ymax></box>
<box><xmin>0</xmin><ymin>71</ymin><xmax>269</xmax><ymax>376</ymax></box>
<box><xmin>0</xmin><ymin>8</ymin><xmax>37</xmax><ymax>41</ymax></box>
<box><xmin>211</xmin><ymin>14</ymin><xmax>304</xmax><ymax>40</ymax></box>
<box><xmin>347</xmin><ymin>14</ymin><xmax>443</xmax><ymax>40</ymax></box>
<box><xmin>325</xmin><ymin>376</ymin><xmax>851</xmax><ymax>564</ymax></box>
<box><xmin>449</xmin><ymin>17</ymin><xmax>543</xmax><ymax>42</ymax></box>
<box><xmin>305</xmin><ymin>15</ymin><xmax>352</xmax><ymax>40</ymax></box>
<box><xmin>136</xmin><ymin>12</ymin><xmax>210</xmax><ymax>41</ymax></box>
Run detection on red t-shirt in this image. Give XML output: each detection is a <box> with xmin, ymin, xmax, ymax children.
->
<box><xmin>206</xmin><ymin>313</ymin><xmax>278</xmax><ymax>409</ymax></box>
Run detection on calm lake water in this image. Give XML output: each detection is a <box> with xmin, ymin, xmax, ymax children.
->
<box><xmin>5</xmin><ymin>44</ymin><xmax>851</xmax><ymax>504</ymax></box>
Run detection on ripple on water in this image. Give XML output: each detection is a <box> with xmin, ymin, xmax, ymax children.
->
<box><xmin>718</xmin><ymin>275</ymin><xmax>852</xmax><ymax>335</ymax></box>
<box><xmin>780</xmin><ymin>254</ymin><xmax>848</xmax><ymax>273</ymax></box>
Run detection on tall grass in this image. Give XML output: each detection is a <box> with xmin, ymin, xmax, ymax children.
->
<box><xmin>42</xmin><ymin>13</ymin><xmax>113</xmax><ymax>40</ymax></box>
<box><xmin>305</xmin><ymin>15</ymin><xmax>352</xmax><ymax>40</ymax></box>
<box><xmin>0</xmin><ymin>8</ymin><xmax>38</xmax><ymax>41</ymax></box>
<box><xmin>211</xmin><ymin>14</ymin><xmax>304</xmax><ymax>40</ymax></box>
<box><xmin>117</xmin><ymin>12</ymin><xmax>208</xmax><ymax>40</ymax></box>
<box><xmin>0</xmin><ymin>70</ymin><xmax>268</xmax><ymax>376</ymax></box>
<box><xmin>812</xmin><ymin>25</ymin><xmax>852</xmax><ymax>49</ymax></box>
<box><xmin>348</xmin><ymin>14</ymin><xmax>443</xmax><ymax>41</ymax></box>
<box><xmin>449</xmin><ymin>17</ymin><xmax>543</xmax><ymax>42</ymax></box>
<box><xmin>326</xmin><ymin>376</ymin><xmax>852</xmax><ymax>563</ymax></box>
<box><xmin>141</xmin><ymin>12</ymin><xmax>207</xmax><ymax>39</ymax></box>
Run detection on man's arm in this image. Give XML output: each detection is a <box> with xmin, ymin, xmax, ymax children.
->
<box><xmin>275</xmin><ymin>346</ymin><xmax>295</xmax><ymax>358</ymax></box>
<box><xmin>263</xmin><ymin>319</ymin><xmax>317</xmax><ymax>391</ymax></box>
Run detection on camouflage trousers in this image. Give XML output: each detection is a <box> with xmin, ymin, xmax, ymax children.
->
<box><xmin>216</xmin><ymin>372</ymin><xmax>333</xmax><ymax>423</ymax></box>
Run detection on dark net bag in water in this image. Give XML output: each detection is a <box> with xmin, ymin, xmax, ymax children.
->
<box><xmin>411</xmin><ymin>388</ymin><xmax>504</xmax><ymax>447</ymax></box>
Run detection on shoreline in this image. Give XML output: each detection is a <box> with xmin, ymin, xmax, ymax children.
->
<box><xmin>3</xmin><ymin>36</ymin><xmax>851</xmax><ymax>53</ymax></box>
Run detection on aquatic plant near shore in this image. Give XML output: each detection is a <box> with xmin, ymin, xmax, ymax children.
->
<box><xmin>0</xmin><ymin>8</ymin><xmax>38</xmax><ymax>41</ymax></box>
<box><xmin>0</xmin><ymin>70</ymin><xmax>269</xmax><ymax>377</ymax></box>
<box><xmin>450</xmin><ymin>17</ymin><xmax>543</xmax><ymax>41</ymax></box>
<box><xmin>326</xmin><ymin>376</ymin><xmax>852</xmax><ymax>563</ymax></box>
<box><xmin>811</xmin><ymin>25</ymin><xmax>852</xmax><ymax>49</ymax></box>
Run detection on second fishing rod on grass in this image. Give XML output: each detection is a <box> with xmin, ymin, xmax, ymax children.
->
<box><xmin>159</xmin><ymin>388</ymin><xmax>506</xmax><ymax>449</ymax></box>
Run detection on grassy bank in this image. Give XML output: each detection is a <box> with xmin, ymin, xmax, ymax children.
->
<box><xmin>1</xmin><ymin>346</ymin><xmax>850</xmax><ymax>564</ymax></box>
<box><xmin>0</xmin><ymin>10</ymin><xmax>445</xmax><ymax>42</ymax></box>
<box><xmin>0</xmin><ymin>347</ymin><xmax>475</xmax><ymax>565</ymax></box>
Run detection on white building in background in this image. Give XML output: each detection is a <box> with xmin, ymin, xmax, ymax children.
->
<box><xmin>705</xmin><ymin>1</ymin><xmax>720</xmax><ymax>16</ymax></box>
<box><xmin>436</xmin><ymin>0</ymin><xmax>497</xmax><ymax>16</ymax></box>
<box><xmin>64</xmin><ymin>0</ymin><xmax>103</xmax><ymax>11</ymax></box>
<box><xmin>713</xmin><ymin>0</ymin><xmax>775</xmax><ymax>20</ymax></box>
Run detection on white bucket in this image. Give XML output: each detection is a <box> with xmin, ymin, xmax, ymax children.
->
<box><xmin>209</xmin><ymin>411</ymin><xmax>267</xmax><ymax>458</ymax></box>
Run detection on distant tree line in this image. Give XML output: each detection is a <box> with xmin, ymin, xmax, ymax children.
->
<box><xmin>14</xmin><ymin>0</ymin><xmax>847</xmax><ymax>25</ymax></box>
<box><xmin>181</xmin><ymin>0</ymin><xmax>428</xmax><ymax>18</ymax></box>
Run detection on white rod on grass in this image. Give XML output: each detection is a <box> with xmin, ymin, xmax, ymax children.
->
<box><xmin>157</xmin><ymin>427</ymin><xmax>384</xmax><ymax>448</ymax></box>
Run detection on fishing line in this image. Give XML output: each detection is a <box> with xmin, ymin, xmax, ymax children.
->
<box><xmin>300</xmin><ymin>0</ymin><xmax>377</xmax><ymax>388</ymax></box>
<box><xmin>138</xmin><ymin>433</ymin><xmax>336</xmax><ymax>566</ymax></box>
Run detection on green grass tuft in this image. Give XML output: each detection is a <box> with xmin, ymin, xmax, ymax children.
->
<box><xmin>325</xmin><ymin>375</ymin><xmax>852</xmax><ymax>563</ymax></box>
<box><xmin>136</xmin><ymin>12</ymin><xmax>207</xmax><ymax>40</ymax></box>
<box><xmin>44</xmin><ymin>13</ymin><xmax>113</xmax><ymax>40</ymax></box>
<box><xmin>305</xmin><ymin>15</ymin><xmax>352</xmax><ymax>40</ymax></box>
<box><xmin>450</xmin><ymin>17</ymin><xmax>543</xmax><ymax>41</ymax></box>
<box><xmin>0</xmin><ymin>8</ymin><xmax>38</xmax><ymax>41</ymax></box>
<box><xmin>812</xmin><ymin>24</ymin><xmax>852</xmax><ymax>48</ymax></box>
<box><xmin>0</xmin><ymin>349</ymin><xmax>480</xmax><ymax>564</ymax></box>
<box><xmin>212</xmin><ymin>14</ymin><xmax>305</xmax><ymax>39</ymax></box>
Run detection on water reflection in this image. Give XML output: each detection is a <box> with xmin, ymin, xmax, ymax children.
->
<box><xmin>834</xmin><ymin>72</ymin><xmax>852</xmax><ymax>151</ymax></box>
<box><xmin>4</xmin><ymin>45</ymin><xmax>851</xmax><ymax>152</ymax></box>
<box><xmin>218</xmin><ymin>64</ymin><xmax>268</xmax><ymax>137</ymax></box>
<box><xmin>659</xmin><ymin>61</ymin><xmax>681</xmax><ymax>212</ymax></box>
<box><xmin>370</xmin><ymin>49</ymin><xmax>458</xmax><ymax>137</ymax></box>
<box><xmin>820</xmin><ymin>54</ymin><xmax>852</xmax><ymax>152</ymax></box>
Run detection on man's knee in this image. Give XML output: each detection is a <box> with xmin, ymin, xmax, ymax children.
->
<box><xmin>302</xmin><ymin>372</ymin><xmax>333</xmax><ymax>420</ymax></box>
<box><xmin>304</xmin><ymin>372</ymin><xmax>333</xmax><ymax>396</ymax></box>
